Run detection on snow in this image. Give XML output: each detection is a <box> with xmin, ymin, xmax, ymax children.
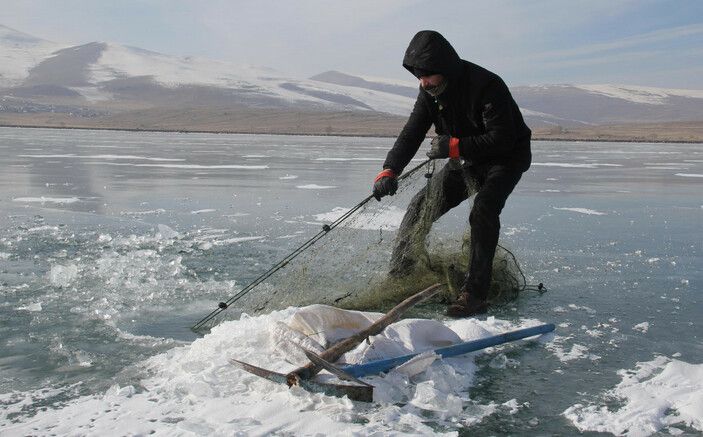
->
<box><xmin>0</xmin><ymin>306</ymin><xmax>551</xmax><ymax>436</ymax></box>
<box><xmin>0</xmin><ymin>25</ymin><xmax>65</xmax><ymax>87</ymax></box>
<box><xmin>675</xmin><ymin>173</ymin><xmax>703</xmax><ymax>178</ymax></box>
<box><xmin>574</xmin><ymin>84</ymin><xmax>703</xmax><ymax>105</ymax></box>
<box><xmin>564</xmin><ymin>355</ymin><xmax>703</xmax><ymax>436</ymax></box>
<box><xmin>87</xmin><ymin>43</ymin><xmax>414</xmax><ymax>115</ymax></box>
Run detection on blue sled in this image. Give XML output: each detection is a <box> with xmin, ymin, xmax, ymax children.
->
<box><xmin>339</xmin><ymin>323</ymin><xmax>555</xmax><ymax>378</ymax></box>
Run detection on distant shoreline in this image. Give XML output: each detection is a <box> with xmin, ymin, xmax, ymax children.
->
<box><xmin>2</xmin><ymin>123</ymin><xmax>702</xmax><ymax>144</ymax></box>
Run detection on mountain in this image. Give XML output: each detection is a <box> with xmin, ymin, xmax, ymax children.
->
<box><xmin>311</xmin><ymin>71</ymin><xmax>703</xmax><ymax>127</ymax></box>
<box><xmin>2</xmin><ymin>24</ymin><xmax>703</xmax><ymax>140</ymax></box>
<box><xmin>0</xmin><ymin>25</ymin><xmax>414</xmax><ymax>117</ymax></box>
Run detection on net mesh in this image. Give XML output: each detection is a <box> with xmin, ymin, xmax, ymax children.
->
<box><xmin>220</xmin><ymin>159</ymin><xmax>525</xmax><ymax>320</ymax></box>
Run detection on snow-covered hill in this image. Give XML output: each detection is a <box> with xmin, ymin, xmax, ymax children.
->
<box><xmin>0</xmin><ymin>25</ymin><xmax>415</xmax><ymax>116</ymax></box>
<box><xmin>0</xmin><ymin>24</ymin><xmax>64</xmax><ymax>87</ymax></box>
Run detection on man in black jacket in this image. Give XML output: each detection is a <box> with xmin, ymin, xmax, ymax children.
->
<box><xmin>372</xmin><ymin>30</ymin><xmax>531</xmax><ymax>317</ymax></box>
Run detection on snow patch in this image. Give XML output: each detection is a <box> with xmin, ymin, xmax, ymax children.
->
<box><xmin>574</xmin><ymin>84</ymin><xmax>703</xmax><ymax>105</ymax></box>
<box><xmin>564</xmin><ymin>356</ymin><xmax>703</xmax><ymax>436</ymax></box>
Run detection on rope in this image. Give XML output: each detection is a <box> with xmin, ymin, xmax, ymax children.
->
<box><xmin>191</xmin><ymin>159</ymin><xmax>432</xmax><ymax>331</ymax></box>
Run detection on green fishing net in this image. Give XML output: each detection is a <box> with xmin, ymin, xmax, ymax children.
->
<box><xmin>226</xmin><ymin>159</ymin><xmax>526</xmax><ymax>318</ymax></box>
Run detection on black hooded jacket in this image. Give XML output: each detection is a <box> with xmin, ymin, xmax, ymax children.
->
<box><xmin>383</xmin><ymin>31</ymin><xmax>531</xmax><ymax>174</ymax></box>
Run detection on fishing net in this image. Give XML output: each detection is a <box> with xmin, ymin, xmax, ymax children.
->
<box><xmin>196</xmin><ymin>159</ymin><xmax>526</xmax><ymax>329</ymax></box>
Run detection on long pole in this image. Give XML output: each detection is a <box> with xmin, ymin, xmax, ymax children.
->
<box><xmin>339</xmin><ymin>323</ymin><xmax>555</xmax><ymax>378</ymax></box>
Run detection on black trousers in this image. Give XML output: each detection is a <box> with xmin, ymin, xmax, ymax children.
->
<box><xmin>390</xmin><ymin>160</ymin><xmax>523</xmax><ymax>299</ymax></box>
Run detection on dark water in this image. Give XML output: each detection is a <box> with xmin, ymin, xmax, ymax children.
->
<box><xmin>0</xmin><ymin>127</ymin><xmax>700</xmax><ymax>435</ymax></box>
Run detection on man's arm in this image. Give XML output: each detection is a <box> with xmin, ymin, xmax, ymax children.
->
<box><xmin>456</xmin><ymin>79</ymin><xmax>518</xmax><ymax>161</ymax></box>
<box><xmin>383</xmin><ymin>94</ymin><xmax>433</xmax><ymax>174</ymax></box>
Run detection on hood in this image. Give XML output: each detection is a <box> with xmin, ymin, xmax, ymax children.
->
<box><xmin>402</xmin><ymin>30</ymin><xmax>462</xmax><ymax>79</ymax></box>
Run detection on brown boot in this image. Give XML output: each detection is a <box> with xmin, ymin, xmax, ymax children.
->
<box><xmin>446</xmin><ymin>292</ymin><xmax>488</xmax><ymax>318</ymax></box>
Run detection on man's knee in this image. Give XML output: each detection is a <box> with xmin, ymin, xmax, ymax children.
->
<box><xmin>469</xmin><ymin>197</ymin><xmax>501</xmax><ymax>228</ymax></box>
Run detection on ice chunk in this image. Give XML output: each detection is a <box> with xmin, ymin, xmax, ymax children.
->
<box><xmin>410</xmin><ymin>381</ymin><xmax>463</xmax><ymax>419</ymax></box>
<box><xmin>633</xmin><ymin>322</ymin><xmax>650</xmax><ymax>333</ymax></box>
<box><xmin>157</xmin><ymin>224</ymin><xmax>180</xmax><ymax>239</ymax></box>
<box><xmin>394</xmin><ymin>351</ymin><xmax>439</xmax><ymax>377</ymax></box>
<box><xmin>48</xmin><ymin>264</ymin><xmax>79</xmax><ymax>287</ymax></box>
<box><xmin>16</xmin><ymin>302</ymin><xmax>43</xmax><ymax>312</ymax></box>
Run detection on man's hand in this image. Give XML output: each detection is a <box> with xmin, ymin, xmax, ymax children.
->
<box><xmin>426</xmin><ymin>135</ymin><xmax>460</xmax><ymax>159</ymax></box>
<box><xmin>372</xmin><ymin>169</ymin><xmax>398</xmax><ymax>201</ymax></box>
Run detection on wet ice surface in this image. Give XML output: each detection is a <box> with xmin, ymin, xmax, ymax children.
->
<box><xmin>1</xmin><ymin>127</ymin><xmax>701</xmax><ymax>436</ymax></box>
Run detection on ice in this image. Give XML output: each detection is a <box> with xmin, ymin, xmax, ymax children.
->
<box><xmin>190</xmin><ymin>209</ymin><xmax>217</xmax><ymax>214</ymax></box>
<box><xmin>563</xmin><ymin>356</ymin><xmax>703</xmax><ymax>436</ymax></box>
<box><xmin>156</xmin><ymin>224</ymin><xmax>179</xmax><ymax>240</ymax></box>
<box><xmin>545</xmin><ymin>335</ymin><xmax>600</xmax><ymax>362</ymax></box>
<box><xmin>48</xmin><ymin>264</ymin><xmax>79</xmax><ymax>287</ymax></box>
<box><xmin>316</xmin><ymin>157</ymin><xmax>382</xmax><ymax>161</ymax></box>
<box><xmin>633</xmin><ymin>322</ymin><xmax>650</xmax><ymax>333</ymax></box>
<box><xmin>313</xmin><ymin>206</ymin><xmax>407</xmax><ymax>231</ymax></box>
<box><xmin>278</xmin><ymin>174</ymin><xmax>298</xmax><ymax>180</ymax></box>
<box><xmin>15</xmin><ymin>302</ymin><xmax>42</xmax><ymax>312</ymax></box>
<box><xmin>410</xmin><ymin>381</ymin><xmax>463</xmax><ymax>419</ymax></box>
<box><xmin>18</xmin><ymin>153</ymin><xmax>184</xmax><ymax>161</ymax></box>
<box><xmin>296</xmin><ymin>184</ymin><xmax>337</xmax><ymax>189</ymax></box>
<box><xmin>501</xmin><ymin>398</ymin><xmax>526</xmax><ymax>415</ymax></box>
<box><xmin>532</xmin><ymin>162</ymin><xmax>623</xmax><ymax>168</ymax></box>
<box><xmin>553</xmin><ymin>207</ymin><xmax>606</xmax><ymax>215</ymax></box>
<box><xmin>212</xmin><ymin>236</ymin><xmax>265</xmax><ymax>245</ymax></box>
<box><xmin>394</xmin><ymin>351</ymin><xmax>439</xmax><ymax>377</ymax></box>
<box><xmin>674</xmin><ymin>173</ymin><xmax>703</xmax><ymax>178</ymax></box>
<box><xmin>12</xmin><ymin>196</ymin><xmax>81</xmax><ymax>204</ymax></box>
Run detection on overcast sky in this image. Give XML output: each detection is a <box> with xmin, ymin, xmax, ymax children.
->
<box><xmin>2</xmin><ymin>0</ymin><xmax>702</xmax><ymax>88</ymax></box>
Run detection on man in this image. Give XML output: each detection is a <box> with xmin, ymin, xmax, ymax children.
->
<box><xmin>372</xmin><ymin>30</ymin><xmax>531</xmax><ymax>317</ymax></box>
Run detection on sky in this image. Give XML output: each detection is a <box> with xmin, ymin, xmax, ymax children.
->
<box><xmin>2</xmin><ymin>0</ymin><xmax>703</xmax><ymax>88</ymax></box>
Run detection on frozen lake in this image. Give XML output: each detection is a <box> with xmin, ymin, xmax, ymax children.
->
<box><xmin>0</xmin><ymin>127</ymin><xmax>701</xmax><ymax>436</ymax></box>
